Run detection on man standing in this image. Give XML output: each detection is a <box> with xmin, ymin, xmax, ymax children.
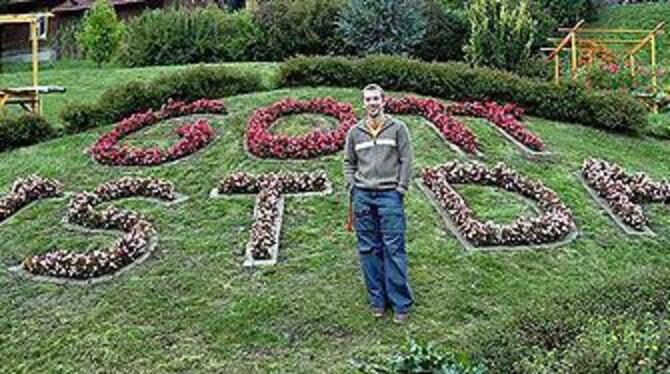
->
<box><xmin>344</xmin><ymin>84</ymin><xmax>414</xmax><ymax>324</ymax></box>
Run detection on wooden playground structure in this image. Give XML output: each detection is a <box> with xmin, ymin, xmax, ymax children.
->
<box><xmin>544</xmin><ymin>20</ymin><xmax>666</xmax><ymax>112</ymax></box>
<box><xmin>0</xmin><ymin>13</ymin><xmax>65</xmax><ymax>115</ymax></box>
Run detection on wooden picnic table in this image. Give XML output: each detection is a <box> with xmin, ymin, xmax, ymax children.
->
<box><xmin>0</xmin><ymin>85</ymin><xmax>66</xmax><ymax>113</ymax></box>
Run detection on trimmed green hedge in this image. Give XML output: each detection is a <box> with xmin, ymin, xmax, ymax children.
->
<box><xmin>61</xmin><ymin>65</ymin><xmax>268</xmax><ymax>134</ymax></box>
<box><xmin>279</xmin><ymin>55</ymin><xmax>648</xmax><ymax>132</ymax></box>
<box><xmin>0</xmin><ymin>114</ymin><xmax>57</xmax><ymax>152</ymax></box>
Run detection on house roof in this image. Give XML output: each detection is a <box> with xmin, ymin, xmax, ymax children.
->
<box><xmin>52</xmin><ymin>0</ymin><xmax>148</xmax><ymax>13</ymax></box>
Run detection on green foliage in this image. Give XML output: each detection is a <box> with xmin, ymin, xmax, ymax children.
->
<box><xmin>353</xmin><ymin>338</ymin><xmax>486</xmax><ymax>373</ymax></box>
<box><xmin>590</xmin><ymin>3</ymin><xmax>670</xmax><ymax>64</ymax></box>
<box><xmin>254</xmin><ymin>0</ymin><xmax>347</xmax><ymax>60</ymax></box>
<box><xmin>536</xmin><ymin>0</ymin><xmax>599</xmax><ymax>27</ymax></box>
<box><xmin>336</xmin><ymin>0</ymin><xmax>427</xmax><ymax>56</ymax></box>
<box><xmin>60</xmin><ymin>102</ymin><xmax>106</xmax><ymax>134</ymax></box>
<box><xmin>77</xmin><ymin>0</ymin><xmax>123</xmax><ymax>66</ymax></box>
<box><xmin>472</xmin><ymin>269</ymin><xmax>670</xmax><ymax>373</ymax></box>
<box><xmin>0</xmin><ymin>114</ymin><xmax>56</xmax><ymax>151</ymax></box>
<box><xmin>465</xmin><ymin>0</ymin><xmax>536</xmax><ymax>72</ymax></box>
<box><xmin>61</xmin><ymin>65</ymin><xmax>267</xmax><ymax>132</ymax></box>
<box><xmin>50</xmin><ymin>20</ymin><xmax>83</xmax><ymax>60</ymax></box>
<box><xmin>414</xmin><ymin>0</ymin><xmax>469</xmax><ymax>62</ymax></box>
<box><xmin>521</xmin><ymin>313</ymin><xmax>670</xmax><ymax>373</ymax></box>
<box><xmin>279</xmin><ymin>55</ymin><xmax>648</xmax><ymax>132</ymax></box>
<box><xmin>119</xmin><ymin>6</ymin><xmax>262</xmax><ymax>67</ymax></box>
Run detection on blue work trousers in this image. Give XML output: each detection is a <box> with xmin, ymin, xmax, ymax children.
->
<box><xmin>352</xmin><ymin>187</ymin><xmax>413</xmax><ymax>314</ymax></box>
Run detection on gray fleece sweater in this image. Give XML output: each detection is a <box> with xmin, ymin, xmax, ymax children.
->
<box><xmin>343</xmin><ymin>115</ymin><xmax>413</xmax><ymax>194</ymax></box>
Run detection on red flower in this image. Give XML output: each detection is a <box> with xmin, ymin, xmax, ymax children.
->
<box><xmin>245</xmin><ymin>98</ymin><xmax>358</xmax><ymax>159</ymax></box>
<box><xmin>90</xmin><ymin>99</ymin><xmax>224</xmax><ymax>166</ymax></box>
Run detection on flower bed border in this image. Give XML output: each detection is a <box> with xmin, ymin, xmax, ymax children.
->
<box><xmin>90</xmin><ymin>99</ymin><xmax>225</xmax><ymax>167</ymax></box>
<box><xmin>418</xmin><ymin>162</ymin><xmax>578</xmax><ymax>250</ymax></box>
<box><xmin>11</xmin><ymin>177</ymin><xmax>185</xmax><ymax>284</ymax></box>
<box><xmin>8</xmin><ymin>236</ymin><xmax>159</xmax><ymax>286</ymax></box>
<box><xmin>449</xmin><ymin>101</ymin><xmax>547</xmax><ymax>156</ymax></box>
<box><xmin>416</xmin><ymin>180</ymin><xmax>579</xmax><ymax>252</ymax></box>
<box><xmin>575</xmin><ymin>171</ymin><xmax>655</xmax><ymax>236</ymax></box>
<box><xmin>211</xmin><ymin>170</ymin><xmax>332</xmax><ymax>267</ymax></box>
<box><xmin>0</xmin><ymin>175</ymin><xmax>65</xmax><ymax>227</ymax></box>
<box><xmin>245</xmin><ymin>97</ymin><xmax>358</xmax><ymax>160</ymax></box>
<box><xmin>384</xmin><ymin>96</ymin><xmax>480</xmax><ymax>155</ymax></box>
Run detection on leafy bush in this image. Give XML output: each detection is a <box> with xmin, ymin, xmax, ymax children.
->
<box><xmin>253</xmin><ymin>0</ymin><xmax>347</xmax><ymax>61</ymax></box>
<box><xmin>0</xmin><ymin>114</ymin><xmax>56</xmax><ymax>151</ymax></box>
<box><xmin>465</xmin><ymin>0</ymin><xmax>536</xmax><ymax>72</ymax></box>
<box><xmin>414</xmin><ymin>0</ymin><xmax>469</xmax><ymax>62</ymax></box>
<box><xmin>336</xmin><ymin>0</ymin><xmax>427</xmax><ymax>56</ymax></box>
<box><xmin>535</xmin><ymin>0</ymin><xmax>599</xmax><ymax>27</ymax></box>
<box><xmin>520</xmin><ymin>313</ymin><xmax>670</xmax><ymax>374</ymax></box>
<box><xmin>470</xmin><ymin>268</ymin><xmax>670</xmax><ymax>373</ymax></box>
<box><xmin>50</xmin><ymin>20</ymin><xmax>82</xmax><ymax>60</ymax></box>
<box><xmin>279</xmin><ymin>55</ymin><xmax>648</xmax><ymax>133</ymax></box>
<box><xmin>119</xmin><ymin>6</ymin><xmax>261</xmax><ymax>67</ymax></box>
<box><xmin>61</xmin><ymin>65</ymin><xmax>267</xmax><ymax>133</ymax></box>
<box><xmin>353</xmin><ymin>338</ymin><xmax>486</xmax><ymax>373</ymax></box>
<box><xmin>77</xmin><ymin>0</ymin><xmax>123</xmax><ymax>66</ymax></box>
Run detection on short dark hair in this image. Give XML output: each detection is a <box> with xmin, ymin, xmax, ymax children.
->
<box><xmin>362</xmin><ymin>84</ymin><xmax>384</xmax><ymax>97</ymax></box>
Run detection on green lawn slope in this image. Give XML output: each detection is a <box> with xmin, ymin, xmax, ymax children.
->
<box><xmin>1</xmin><ymin>67</ymin><xmax>670</xmax><ymax>372</ymax></box>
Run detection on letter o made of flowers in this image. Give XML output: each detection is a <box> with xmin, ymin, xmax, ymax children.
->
<box><xmin>90</xmin><ymin>99</ymin><xmax>225</xmax><ymax>166</ymax></box>
<box><xmin>245</xmin><ymin>97</ymin><xmax>358</xmax><ymax>159</ymax></box>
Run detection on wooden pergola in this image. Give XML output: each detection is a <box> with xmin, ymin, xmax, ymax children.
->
<box><xmin>0</xmin><ymin>12</ymin><xmax>65</xmax><ymax>115</ymax></box>
<box><xmin>543</xmin><ymin>19</ymin><xmax>665</xmax><ymax>112</ymax></box>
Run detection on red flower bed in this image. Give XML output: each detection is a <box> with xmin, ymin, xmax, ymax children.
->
<box><xmin>421</xmin><ymin>162</ymin><xmax>575</xmax><ymax>246</ymax></box>
<box><xmin>218</xmin><ymin>170</ymin><xmax>330</xmax><ymax>260</ymax></box>
<box><xmin>0</xmin><ymin>175</ymin><xmax>63</xmax><ymax>223</ymax></box>
<box><xmin>22</xmin><ymin>177</ymin><xmax>177</xmax><ymax>280</ymax></box>
<box><xmin>449</xmin><ymin>101</ymin><xmax>545</xmax><ymax>151</ymax></box>
<box><xmin>245</xmin><ymin>98</ymin><xmax>358</xmax><ymax>159</ymax></box>
<box><xmin>384</xmin><ymin>96</ymin><xmax>479</xmax><ymax>154</ymax></box>
<box><xmin>90</xmin><ymin>99</ymin><xmax>224</xmax><ymax>166</ymax></box>
<box><xmin>582</xmin><ymin>158</ymin><xmax>670</xmax><ymax>231</ymax></box>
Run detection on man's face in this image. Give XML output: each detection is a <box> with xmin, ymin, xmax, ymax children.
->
<box><xmin>363</xmin><ymin>89</ymin><xmax>384</xmax><ymax>118</ymax></box>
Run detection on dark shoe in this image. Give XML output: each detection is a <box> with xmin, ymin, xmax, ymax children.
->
<box><xmin>393</xmin><ymin>312</ymin><xmax>409</xmax><ymax>324</ymax></box>
<box><xmin>371</xmin><ymin>307</ymin><xmax>385</xmax><ymax>318</ymax></box>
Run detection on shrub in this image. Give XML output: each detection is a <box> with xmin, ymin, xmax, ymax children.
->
<box><xmin>470</xmin><ymin>268</ymin><xmax>670</xmax><ymax>373</ymax></box>
<box><xmin>353</xmin><ymin>338</ymin><xmax>486</xmax><ymax>373</ymax></box>
<box><xmin>119</xmin><ymin>6</ymin><xmax>261</xmax><ymax>67</ymax></box>
<box><xmin>465</xmin><ymin>0</ymin><xmax>536</xmax><ymax>72</ymax></box>
<box><xmin>254</xmin><ymin>0</ymin><xmax>347</xmax><ymax>61</ymax></box>
<box><xmin>0</xmin><ymin>114</ymin><xmax>56</xmax><ymax>151</ymax></box>
<box><xmin>336</xmin><ymin>0</ymin><xmax>427</xmax><ymax>56</ymax></box>
<box><xmin>50</xmin><ymin>20</ymin><xmax>83</xmax><ymax>60</ymax></box>
<box><xmin>535</xmin><ymin>0</ymin><xmax>599</xmax><ymax>27</ymax></box>
<box><xmin>61</xmin><ymin>65</ymin><xmax>267</xmax><ymax>133</ymax></box>
<box><xmin>77</xmin><ymin>0</ymin><xmax>123</xmax><ymax>66</ymax></box>
<box><xmin>279</xmin><ymin>55</ymin><xmax>648</xmax><ymax>133</ymax></box>
<box><xmin>519</xmin><ymin>313</ymin><xmax>670</xmax><ymax>374</ymax></box>
<box><xmin>414</xmin><ymin>0</ymin><xmax>469</xmax><ymax>62</ymax></box>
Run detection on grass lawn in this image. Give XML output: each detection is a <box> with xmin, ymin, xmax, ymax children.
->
<box><xmin>2</xmin><ymin>65</ymin><xmax>670</xmax><ymax>372</ymax></box>
<box><xmin>590</xmin><ymin>3</ymin><xmax>670</xmax><ymax>66</ymax></box>
<box><xmin>0</xmin><ymin>61</ymin><xmax>279</xmax><ymax>124</ymax></box>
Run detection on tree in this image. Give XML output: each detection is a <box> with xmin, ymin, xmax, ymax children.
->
<box><xmin>464</xmin><ymin>0</ymin><xmax>536</xmax><ymax>72</ymax></box>
<box><xmin>336</xmin><ymin>0</ymin><xmax>427</xmax><ymax>56</ymax></box>
<box><xmin>77</xmin><ymin>0</ymin><xmax>124</xmax><ymax>67</ymax></box>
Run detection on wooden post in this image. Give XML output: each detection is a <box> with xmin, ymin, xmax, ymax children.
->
<box><xmin>651</xmin><ymin>34</ymin><xmax>658</xmax><ymax>114</ymax></box>
<box><xmin>246</xmin><ymin>0</ymin><xmax>258</xmax><ymax>11</ymax></box>
<box><xmin>30</xmin><ymin>20</ymin><xmax>40</xmax><ymax>114</ymax></box>
<box><xmin>554</xmin><ymin>55</ymin><xmax>560</xmax><ymax>85</ymax></box>
<box><xmin>570</xmin><ymin>31</ymin><xmax>578</xmax><ymax>80</ymax></box>
<box><xmin>629</xmin><ymin>55</ymin><xmax>636</xmax><ymax>78</ymax></box>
